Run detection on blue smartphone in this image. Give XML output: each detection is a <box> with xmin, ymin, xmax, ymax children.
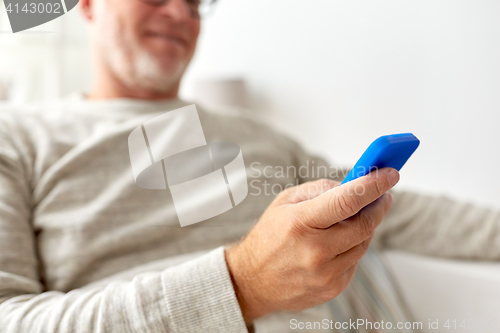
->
<box><xmin>340</xmin><ymin>133</ymin><xmax>420</xmax><ymax>185</ymax></box>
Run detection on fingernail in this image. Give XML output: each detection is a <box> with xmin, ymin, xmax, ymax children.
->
<box><xmin>387</xmin><ymin>169</ymin><xmax>400</xmax><ymax>187</ymax></box>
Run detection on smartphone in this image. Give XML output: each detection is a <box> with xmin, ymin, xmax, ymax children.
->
<box><xmin>340</xmin><ymin>133</ymin><xmax>420</xmax><ymax>185</ymax></box>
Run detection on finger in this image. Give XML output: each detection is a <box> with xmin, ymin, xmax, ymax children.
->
<box><xmin>330</xmin><ymin>236</ymin><xmax>373</xmax><ymax>273</ymax></box>
<box><xmin>277</xmin><ymin>178</ymin><xmax>340</xmax><ymax>205</ymax></box>
<box><xmin>335</xmin><ymin>261</ymin><xmax>359</xmax><ymax>294</ymax></box>
<box><xmin>324</xmin><ymin>192</ymin><xmax>393</xmax><ymax>254</ymax></box>
<box><xmin>316</xmin><ymin>262</ymin><xmax>358</xmax><ymax>302</ymax></box>
<box><xmin>309</xmin><ymin>192</ymin><xmax>392</xmax><ymax>257</ymax></box>
<box><xmin>302</xmin><ymin>194</ymin><xmax>391</xmax><ymax>274</ymax></box>
<box><xmin>339</xmin><ymin>262</ymin><xmax>358</xmax><ymax>289</ymax></box>
<box><xmin>343</xmin><ymin>262</ymin><xmax>358</xmax><ymax>281</ymax></box>
<box><xmin>297</xmin><ymin>167</ymin><xmax>399</xmax><ymax>229</ymax></box>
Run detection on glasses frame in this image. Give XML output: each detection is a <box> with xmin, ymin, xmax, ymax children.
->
<box><xmin>136</xmin><ymin>0</ymin><xmax>218</xmax><ymax>19</ymax></box>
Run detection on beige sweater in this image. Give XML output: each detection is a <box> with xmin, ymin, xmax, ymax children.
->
<box><xmin>0</xmin><ymin>93</ymin><xmax>498</xmax><ymax>333</ymax></box>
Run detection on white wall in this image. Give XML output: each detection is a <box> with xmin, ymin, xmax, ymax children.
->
<box><xmin>0</xmin><ymin>0</ymin><xmax>92</xmax><ymax>103</ymax></box>
<box><xmin>181</xmin><ymin>0</ymin><xmax>500</xmax><ymax>210</ymax></box>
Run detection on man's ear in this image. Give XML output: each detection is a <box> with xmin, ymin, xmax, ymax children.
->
<box><xmin>80</xmin><ymin>0</ymin><xmax>94</xmax><ymax>21</ymax></box>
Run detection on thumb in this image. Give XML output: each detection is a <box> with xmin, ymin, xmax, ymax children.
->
<box><xmin>293</xmin><ymin>167</ymin><xmax>399</xmax><ymax>229</ymax></box>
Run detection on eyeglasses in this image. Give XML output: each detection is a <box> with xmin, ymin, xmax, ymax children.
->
<box><xmin>137</xmin><ymin>0</ymin><xmax>218</xmax><ymax>19</ymax></box>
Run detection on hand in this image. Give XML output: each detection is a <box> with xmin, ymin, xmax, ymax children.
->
<box><xmin>225</xmin><ymin>167</ymin><xmax>400</xmax><ymax>323</ymax></box>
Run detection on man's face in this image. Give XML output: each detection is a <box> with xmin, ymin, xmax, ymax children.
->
<box><xmin>92</xmin><ymin>0</ymin><xmax>201</xmax><ymax>93</ymax></box>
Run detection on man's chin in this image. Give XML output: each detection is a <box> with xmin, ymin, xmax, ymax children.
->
<box><xmin>131</xmin><ymin>61</ymin><xmax>187</xmax><ymax>93</ymax></box>
<box><xmin>138</xmin><ymin>50</ymin><xmax>188</xmax><ymax>73</ymax></box>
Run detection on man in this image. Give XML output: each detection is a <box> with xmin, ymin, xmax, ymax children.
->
<box><xmin>0</xmin><ymin>0</ymin><xmax>498</xmax><ymax>332</ymax></box>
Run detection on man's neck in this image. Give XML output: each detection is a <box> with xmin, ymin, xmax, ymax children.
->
<box><xmin>88</xmin><ymin>71</ymin><xmax>180</xmax><ymax>101</ymax></box>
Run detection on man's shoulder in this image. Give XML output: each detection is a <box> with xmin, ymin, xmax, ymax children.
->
<box><xmin>0</xmin><ymin>98</ymin><xmax>69</xmax><ymax>134</ymax></box>
<box><xmin>0</xmin><ymin>102</ymin><xmax>39</xmax><ymax>132</ymax></box>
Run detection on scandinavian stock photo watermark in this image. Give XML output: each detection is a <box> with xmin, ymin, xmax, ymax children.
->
<box><xmin>248</xmin><ymin>161</ymin><xmax>383</xmax><ymax>198</ymax></box>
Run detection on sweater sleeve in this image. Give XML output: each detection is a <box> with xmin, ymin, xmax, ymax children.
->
<box><xmin>0</xmin><ymin>126</ymin><xmax>248</xmax><ymax>333</ymax></box>
<box><xmin>0</xmin><ymin>248</ymin><xmax>248</xmax><ymax>333</ymax></box>
<box><xmin>372</xmin><ymin>189</ymin><xmax>500</xmax><ymax>260</ymax></box>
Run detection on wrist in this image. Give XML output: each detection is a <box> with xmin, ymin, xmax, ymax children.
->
<box><xmin>224</xmin><ymin>244</ymin><xmax>270</xmax><ymax>323</ymax></box>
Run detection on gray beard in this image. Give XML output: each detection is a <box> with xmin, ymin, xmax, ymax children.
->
<box><xmin>99</xmin><ymin>14</ymin><xmax>189</xmax><ymax>93</ymax></box>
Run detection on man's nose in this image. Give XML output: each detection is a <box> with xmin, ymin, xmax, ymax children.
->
<box><xmin>158</xmin><ymin>0</ymin><xmax>193</xmax><ymax>20</ymax></box>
